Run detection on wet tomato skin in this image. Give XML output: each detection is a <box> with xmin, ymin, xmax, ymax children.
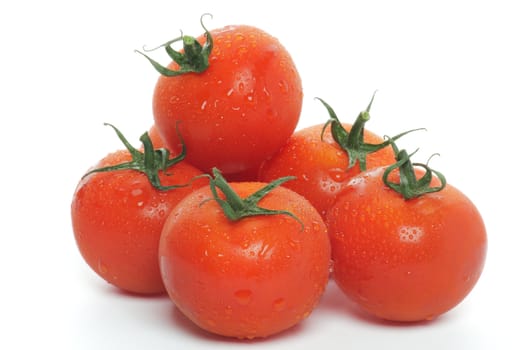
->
<box><xmin>326</xmin><ymin>167</ymin><xmax>487</xmax><ymax>322</ymax></box>
<box><xmin>153</xmin><ymin>25</ymin><xmax>303</xmax><ymax>175</ymax></box>
<box><xmin>71</xmin><ymin>150</ymin><xmax>206</xmax><ymax>294</ymax></box>
<box><xmin>159</xmin><ymin>182</ymin><xmax>331</xmax><ymax>339</ymax></box>
<box><xmin>259</xmin><ymin>123</ymin><xmax>395</xmax><ymax>218</ymax></box>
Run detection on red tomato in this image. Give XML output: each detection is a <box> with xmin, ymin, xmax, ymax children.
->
<box><xmin>259</xmin><ymin>122</ymin><xmax>394</xmax><ymax>218</ymax></box>
<box><xmin>71</xmin><ymin>126</ymin><xmax>207</xmax><ymax>294</ymax></box>
<box><xmin>147</xmin><ymin>22</ymin><xmax>302</xmax><ymax>175</ymax></box>
<box><xmin>159</xmin><ymin>177</ymin><xmax>331</xmax><ymax>338</ymax></box>
<box><xmin>326</xmin><ymin>155</ymin><xmax>487</xmax><ymax>321</ymax></box>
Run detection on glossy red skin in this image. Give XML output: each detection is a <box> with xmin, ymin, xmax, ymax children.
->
<box><xmin>153</xmin><ymin>25</ymin><xmax>303</xmax><ymax>175</ymax></box>
<box><xmin>258</xmin><ymin>123</ymin><xmax>395</xmax><ymax>218</ymax></box>
<box><xmin>159</xmin><ymin>182</ymin><xmax>331</xmax><ymax>339</ymax></box>
<box><xmin>326</xmin><ymin>167</ymin><xmax>487</xmax><ymax>322</ymax></box>
<box><xmin>71</xmin><ymin>150</ymin><xmax>206</xmax><ymax>294</ymax></box>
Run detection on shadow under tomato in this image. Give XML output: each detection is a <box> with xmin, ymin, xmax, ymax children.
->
<box><xmin>317</xmin><ymin>280</ymin><xmax>449</xmax><ymax>328</ymax></box>
<box><xmin>100</xmin><ymin>282</ymin><xmax>169</xmax><ymax>300</ymax></box>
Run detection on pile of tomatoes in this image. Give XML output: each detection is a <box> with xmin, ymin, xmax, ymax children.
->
<box><xmin>71</xmin><ymin>15</ymin><xmax>487</xmax><ymax>340</ymax></box>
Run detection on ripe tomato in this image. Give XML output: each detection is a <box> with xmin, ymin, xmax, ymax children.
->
<box><xmin>259</xmin><ymin>97</ymin><xmax>408</xmax><ymax>218</ymax></box>
<box><xmin>159</xmin><ymin>171</ymin><xmax>331</xmax><ymax>338</ymax></box>
<box><xmin>146</xmin><ymin>124</ymin><xmax>166</xmax><ymax>150</ymax></box>
<box><xmin>326</xmin><ymin>148</ymin><xmax>487</xmax><ymax>322</ymax></box>
<box><xmin>144</xmin><ymin>19</ymin><xmax>303</xmax><ymax>175</ymax></box>
<box><xmin>71</xmin><ymin>125</ymin><xmax>207</xmax><ymax>294</ymax></box>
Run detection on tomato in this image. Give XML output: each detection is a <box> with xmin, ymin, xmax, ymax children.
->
<box><xmin>141</xmin><ymin>18</ymin><xmax>303</xmax><ymax>175</ymax></box>
<box><xmin>71</xmin><ymin>125</ymin><xmax>207</xmax><ymax>294</ymax></box>
<box><xmin>146</xmin><ymin>124</ymin><xmax>166</xmax><ymax>150</ymax></box>
<box><xmin>259</xmin><ymin>97</ymin><xmax>411</xmax><ymax>218</ymax></box>
<box><xmin>159</xmin><ymin>170</ymin><xmax>331</xmax><ymax>338</ymax></box>
<box><xmin>325</xmin><ymin>146</ymin><xmax>487</xmax><ymax>322</ymax></box>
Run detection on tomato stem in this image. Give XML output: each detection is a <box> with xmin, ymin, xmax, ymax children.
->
<box><xmin>207</xmin><ymin>168</ymin><xmax>304</xmax><ymax>229</ymax></box>
<box><xmin>382</xmin><ymin>140</ymin><xmax>447</xmax><ymax>200</ymax></box>
<box><xmin>135</xmin><ymin>14</ymin><xmax>213</xmax><ymax>76</ymax></box>
<box><xmin>318</xmin><ymin>92</ymin><xmax>422</xmax><ymax>171</ymax></box>
<box><xmin>82</xmin><ymin>123</ymin><xmax>189</xmax><ymax>191</ymax></box>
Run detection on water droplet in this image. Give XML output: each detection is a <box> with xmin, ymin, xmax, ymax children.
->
<box><xmin>258</xmin><ymin>243</ymin><xmax>272</xmax><ymax>258</ymax></box>
<box><xmin>273</xmin><ymin>297</ymin><xmax>286</xmax><ymax>311</ymax></box>
<box><xmin>224</xmin><ymin>306</ymin><xmax>233</xmax><ymax>316</ymax></box>
<box><xmin>277</xmin><ymin>80</ymin><xmax>288</xmax><ymax>93</ymax></box>
<box><xmin>425</xmin><ymin>314</ymin><xmax>437</xmax><ymax>321</ymax></box>
<box><xmin>328</xmin><ymin>168</ymin><xmax>347</xmax><ymax>182</ymax></box>
<box><xmin>97</xmin><ymin>259</ymin><xmax>108</xmax><ymax>275</ymax></box>
<box><xmin>234</xmin><ymin>289</ymin><xmax>253</xmax><ymax>305</ymax></box>
<box><xmin>238</xmin><ymin>46</ymin><xmax>248</xmax><ymax>55</ymax></box>
<box><xmin>131</xmin><ymin>188</ymin><xmax>143</xmax><ymax>197</ymax></box>
<box><xmin>200</xmin><ymin>100</ymin><xmax>207</xmax><ymax>110</ymax></box>
<box><xmin>398</xmin><ymin>226</ymin><xmax>423</xmax><ymax>243</ymax></box>
<box><xmin>288</xmin><ymin>240</ymin><xmax>299</xmax><ymax>249</ymax></box>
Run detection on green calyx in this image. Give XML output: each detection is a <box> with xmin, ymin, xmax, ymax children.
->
<box><xmin>83</xmin><ymin>123</ymin><xmax>188</xmax><ymax>191</ymax></box>
<box><xmin>206</xmin><ymin>168</ymin><xmax>304</xmax><ymax>230</ymax></box>
<box><xmin>382</xmin><ymin>141</ymin><xmax>447</xmax><ymax>200</ymax></box>
<box><xmin>135</xmin><ymin>14</ymin><xmax>213</xmax><ymax>77</ymax></box>
<box><xmin>318</xmin><ymin>92</ymin><xmax>421</xmax><ymax>171</ymax></box>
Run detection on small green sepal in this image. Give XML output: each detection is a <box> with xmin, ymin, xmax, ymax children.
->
<box><xmin>83</xmin><ymin>123</ymin><xmax>188</xmax><ymax>191</ymax></box>
<box><xmin>318</xmin><ymin>92</ymin><xmax>423</xmax><ymax>171</ymax></box>
<box><xmin>135</xmin><ymin>13</ymin><xmax>213</xmax><ymax>77</ymax></box>
<box><xmin>206</xmin><ymin>168</ymin><xmax>304</xmax><ymax>230</ymax></box>
<box><xmin>382</xmin><ymin>140</ymin><xmax>447</xmax><ymax>200</ymax></box>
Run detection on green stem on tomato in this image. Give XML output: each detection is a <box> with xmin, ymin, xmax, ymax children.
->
<box><xmin>82</xmin><ymin>123</ymin><xmax>188</xmax><ymax>191</ymax></box>
<box><xmin>135</xmin><ymin>13</ymin><xmax>213</xmax><ymax>76</ymax></box>
<box><xmin>382</xmin><ymin>140</ymin><xmax>447</xmax><ymax>200</ymax></box>
<box><xmin>207</xmin><ymin>168</ymin><xmax>304</xmax><ymax>230</ymax></box>
<box><xmin>318</xmin><ymin>92</ymin><xmax>423</xmax><ymax>171</ymax></box>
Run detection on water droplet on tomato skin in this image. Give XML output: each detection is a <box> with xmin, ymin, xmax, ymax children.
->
<box><xmin>272</xmin><ymin>297</ymin><xmax>286</xmax><ymax>312</ymax></box>
<box><xmin>425</xmin><ymin>314</ymin><xmax>437</xmax><ymax>321</ymax></box>
<box><xmin>277</xmin><ymin>80</ymin><xmax>289</xmax><ymax>94</ymax></box>
<box><xmin>224</xmin><ymin>305</ymin><xmax>233</xmax><ymax>316</ymax></box>
<box><xmin>130</xmin><ymin>188</ymin><xmax>143</xmax><ymax>197</ymax></box>
<box><xmin>234</xmin><ymin>289</ymin><xmax>253</xmax><ymax>305</ymax></box>
<box><xmin>205</xmin><ymin>319</ymin><xmax>217</xmax><ymax>328</ymax></box>
<box><xmin>97</xmin><ymin>259</ymin><xmax>108</xmax><ymax>275</ymax></box>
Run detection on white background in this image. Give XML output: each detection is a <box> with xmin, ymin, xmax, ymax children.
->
<box><xmin>1</xmin><ymin>0</ymin><xmax>525</xmax><ymax>349</ymax></box>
